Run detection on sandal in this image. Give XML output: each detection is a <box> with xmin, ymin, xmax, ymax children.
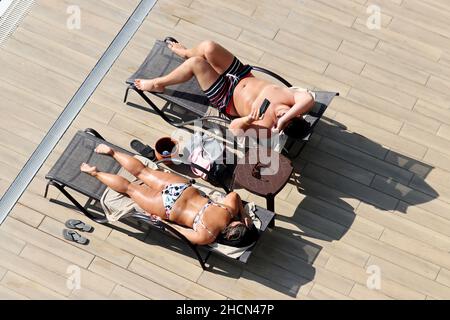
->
<box><xmin>62</xmin><ymin>229</ymin><xmax>89</xmax><ymax>245</ymax></box>
<box><xmin>131</xmin><ymin>139</ymin><xmax>156</xmax><ymax>161</ymax></box>
<box><xmin>65</xmin><ymin>219</ymin><xmax>94</xmax><ymax>232</ymax></box>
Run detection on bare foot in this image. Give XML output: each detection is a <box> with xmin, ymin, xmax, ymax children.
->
<box><xmin>167</xmin><ymin>41</ymin><xmax>188</xmax><ymax>58</ymax></box>
<box><xmin>95</xmin><ymin>143</ymin><xmax>114</xmax><ymax>156</ymax></box>
<box><xmin>134</xmin><ymin>79</ymin><xmax>165</xmax><ymax>93</ymax></box>
<box><xmin>80</xmin><ymin>163</ymin><xmax>98</xmax><ymax>176</ymax></box>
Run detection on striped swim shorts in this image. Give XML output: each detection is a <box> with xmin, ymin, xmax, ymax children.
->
<box><xmin>203</xmin><ymin>57</ymin><xmax>253</xmax><ymax>115</ymax></box>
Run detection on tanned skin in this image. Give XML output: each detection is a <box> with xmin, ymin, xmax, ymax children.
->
<box><xmin>134</xmin><ymin>40</ymin><xmax>315</xmax><ymax>137</ymax></box>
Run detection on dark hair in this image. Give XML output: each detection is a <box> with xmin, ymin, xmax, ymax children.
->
<box><xmin>283</xmin><ymin>117</ymin><xmax>311</xmax><ymax>139</ymax></box>
<box><xmin>216</xmin><ymin>223</ymin><xmax>259</xmax><ymax>247</ymax></box>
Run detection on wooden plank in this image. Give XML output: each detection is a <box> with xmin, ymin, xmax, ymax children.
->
<box><xmin>400</xmin><ymin>123</ymin><xmax>450</xmax><ymax>157</ymax></box>
<box><xmin>325</xmin><ymin>256</ymin><xmax>426</xmax><ymax>299</ymax></box>
<box><xmin>409</xmin><ymin>168</ymin><xmax>450</xmax><ymax>204</ymax></box>
<box><xmin>128</xmin><ymin>257</ymin><xmax>226</xmax><ymax>300</ymax></box>
<box><xmin>333</xmin><ymin>112</ymin><xmax>427</xmax><ymax>160</ymax></box>
<box><xmin>387</xmin><ymin>12</ymin><xmax>450</xmax><ymax>48</ymax></box>
<box><xmin>1</xmin><ymin>272</ymin><xmax>66</xmax><ymax>300</ymax></box>
<box><xmin>0</xmin><ymin>230</ymin><xmax>26</xmax><ymax>255</ymax></box>
<box><xmin>284</xmin><ymin>189</ymin><xmax>384</xmax><ymax>240</ymax></box>
<box><xmin>338</xmin><ymin>40</ymin><xmax>430</xmax><ymax>85</ymax></box>
<box><xmin>324</xmin><ymin>64</ymin><xmax>417</xmax><ymax>109</ymax></box>
<box><xmin>156</xmin><ymin>1</ymin><xmax>242</xmax><ymax>39</ymax></box>
<box><xmin>238</xmin><ymin>30</ymin><xmax>329</xmax><ymax>73</ymax></box>
<box><xmin>88</xmin><ymin>257</ymin><xmax>186</xmax><ymax>300</ymax></box>
<box><xmin>317</xmin><ymin>136</ymin><xmax>413</xmax><ymax>185</ymax></box>
<box><xmin>380</xmin><ymin>229</ymin><xmax>450</xmax><ymax>271</ymax></box>
<box><xmin>347</xmin><ymin>88</ymin><xmax>441</xmax><ymax>134</ymax></box>
<box><xmin>20</xmin><ymin>244</ymin><xmax>116</xmax><ymax>297</ymax></box>
<box><xmin>260</xmin><ymin>54</ymin><xmax>351</xmax><ymax>95</ymax></box>
<box><xmin>272</xmin><ymin>218</ymin><xmax>371</xmax><ymax>268</ymax></box>
<box><xmin>246</xmin><ymin>254</ymin><xmax>311</xmax><ymax>298</ymax></box>
<box><xmin>190</xmin><ymin>0</ymin><xmax>279</xmax><ymax>39</ymax></box>
<box><xmin>423</xmin><ymin>149</ymin><xmax>450</xmax><ymax>173</ymax></box>
<box><xmin>0</xmin><ymin>284</ymin><xmax>29</xmax><ymax>300</ymax></box>
<box><xmin>349</xmin><ymin>283</ymin><xmax>393</xmax><ymax>300</ymax></box>
<box><xmin>174</xmin><ymin>20</ymin><xmax>264</xmax><ymax>62</ymax></box>
<box><xmin>38</xmin><ymin>217</ymin><xmax>134</xmax><ymax>269</ymax></box>
<box><xmin>395</xmin><ymin>202</ymin><xmax>450</xmax><ymax>241</ymax></box>
<box><xmin>357</xmin><ymin>203</ymin><xmax>450</xmax><ymax>252</ymax></box>
<box><xmin>1</xmin><ymin>217</ymin><xmax>94</xmax><ymax>268</ymax></box>
<box><xmin>106</xmin><ymin>230</ymin><xmax>203</xmax><ymax>283</ymax></box>
<box><xmin>308</xmin><ymin>283</ymin><xmax>352</xmax><ymax>300</ymax></box>
<box><xmin>366</xmin><ymin>256</ymin><xmax>450</xmax><ymax>299</ymax></box>
<box><xmin>275</xmin><ymin>30</ymin><xmax>365</xmax><ymax>74</ymax></box>
<box><xmin>376</xmin><ymin>41</ymin><xmax>450</xmax><ymax>82</ymax></box>
<box><xmin>328</xmin><ymin>96</ymin><xmax>404</xmax><ymax>134</ymax></box>
<box><xmin>316</xmin><ymin>0</ymin><xmax>393</xmax><ymax>26</ymax></box>
<box><xmin>293</xmin><ymin>0</ymin><xmax>357</xmax><ymax>27</ymax></box>
<box><xmin>300</xmin><ymin>145</ymin><xmax>376</xmax><ymax>186</ymax></box>
<box><xmin>341</xmin><ymin>230</ymin><xmax>441</xmax><ymax>280</ymax></box>
<box><xmin>361</xmin><ymin>64</ymin><xmax>449</xmax><ymax>109</ymax></box>
<box><xmin>302</xmin><ymin>162</ymin><xmax>399</xmax><ymax>211</ymax></box>
<box><xmin>436</xmin><ymin>268</ymin><xmax>450</xmax><ymax>288</ymax></box>
<box><xmin>285</xmin><ymin>11</ymin><xmax>379</xmax><ymax>50</ymax></box>
<box><xmin>352</xmin><ymin>18</ymin><xmax>442</xmax><ymax>62</ymax></box>
<box><xmin>0</xmin><ymin>245</ymin><xmax>71</xmax><ymax>297</ymax></box>
<box><xmin>9</xmin><ymin>204</ymin><xmax>44</xmax><ymax>228</ymax></box>
<box><xmin>370</xmin><ymin>175</ymin><xmax>450</xmax><ymax>221</ymax></box>
<box><xmin>109</xmin><ymin>285</ymin><xmax>148</xmax><ymax>300</ymax></box>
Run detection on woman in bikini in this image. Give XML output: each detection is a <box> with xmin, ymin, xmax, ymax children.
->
<box><xmin>80</xmin><ymin>144</ymin><xmax>258</xmax><ymax>246</ymax></box>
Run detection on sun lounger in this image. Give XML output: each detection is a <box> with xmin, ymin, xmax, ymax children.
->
<box><xmin>44</xmin><ymin>129</ymin><xmax>275</xmax><ymax>270</ymax></box>
<box><xmin>124</xmin><ymin>37</ymin><xmax>338</xmax><ymax>158</ymax></box>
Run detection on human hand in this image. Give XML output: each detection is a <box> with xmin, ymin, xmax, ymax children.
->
<box><xmin>246</xmin><ymin>107</ymin><xmax>260</xmax><ymax>124</ymax></box>
<box><xmin>242</xmin><ymin>212</ymin><xmax>254</xmax><ymax>227</ymax></box>
<box><xmin>274</xmin><ymin>117</ymin><xmax>288</xmax><ymax>133</ymax></box>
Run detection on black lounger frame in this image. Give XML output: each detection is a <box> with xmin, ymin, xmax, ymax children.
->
<box><xmin>44</xmin><ymin>129</ymin><xmax>274</xmax><ymax>270</ymax></box>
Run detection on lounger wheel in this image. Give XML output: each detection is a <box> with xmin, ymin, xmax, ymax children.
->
<box><xmin>163</xmin><ymin>36</ymin><xmax>178</xmax><ymax>44</ymax></box>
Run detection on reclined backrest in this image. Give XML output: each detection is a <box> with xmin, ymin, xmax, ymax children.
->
<box><xmin>126</xmin><ymin>40</ymin><xmax>211</xmax><ymax>117</ymax></box>
<box><xmin>45</xmin><ymin>131</ymin><xmax>132</xmax><ymax>200</ymax></box>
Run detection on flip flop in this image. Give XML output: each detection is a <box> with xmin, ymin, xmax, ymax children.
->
<box><xmin>65</xmin><ymin>219</ymin><xmax>94</xmax><ymax>232</ymax></box>
<box><xmin>131</xmin><ymin>139</ymin><xmax>156</xmax><ymax>161</ymax></box>
<box><xmin>62</xmin><ymin>229</ymin><xmax>89</xmax><ymax>245</ymax></box>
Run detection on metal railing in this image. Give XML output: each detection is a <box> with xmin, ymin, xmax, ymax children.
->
<box><xmin>0</xmin><ymin>0</ymin><xmax>157</xmax><ymax>223</ymax></box>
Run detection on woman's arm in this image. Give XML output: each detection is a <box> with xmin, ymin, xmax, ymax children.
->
<box><xmin>170</xmin><ymin>224</ymin><xmax>213</xmax><ymax>245</ymax></box>
<box><xmin>224</xmin><ymin>192</ymin><xmax>253</xmax><ymax>227</ymax></box>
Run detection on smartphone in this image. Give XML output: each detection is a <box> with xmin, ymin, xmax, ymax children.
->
<box><xmin>259</xmin><ymin>99</ymin><xmax>271</xmax><ymax>120</ymax></box>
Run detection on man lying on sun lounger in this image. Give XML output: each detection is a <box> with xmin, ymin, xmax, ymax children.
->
<box><xmin>80</xmin><ymin>144</ymin><xmax>258</xmax><ymax>246</ymax></box>
<box><xmin>134</xmin><ymin>40</ymin><xmax>315</xmax><ymax>137</ymax></box>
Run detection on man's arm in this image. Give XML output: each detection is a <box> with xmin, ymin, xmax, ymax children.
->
<box><xmin>229</xmin><ymin>100</ymin><xmax>272</xmax><ymax>136</ymax></box>
<box><xmin>275</xmin><ymin>91</ymin><xmax>314</xmax><ymax>132</ymax></box>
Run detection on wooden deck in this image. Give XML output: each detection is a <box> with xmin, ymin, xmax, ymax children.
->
<box><xmin>1</xmin><ymin>0</ymin><xmax>450</xmax><ymax>300</ymax></box>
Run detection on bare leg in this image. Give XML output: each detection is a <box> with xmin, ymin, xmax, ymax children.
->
<box><xmin>168</xmin><ymin>40</ymin><xmax>235</xmax><ymax>75</ymax></box>
<box><xmin>94</xmin><ymin>144</ymin><xmax>187</xmax><ymax>191</ymax></box>
<box><xmin>80</xmin><ymin>163</ymin><xmax>166</xmax><ymax>217</ymax></box>
<box><xmin>134</xmin><ymin>56</ymin><xmax>219</xmax><ymax>92</ymax></box>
